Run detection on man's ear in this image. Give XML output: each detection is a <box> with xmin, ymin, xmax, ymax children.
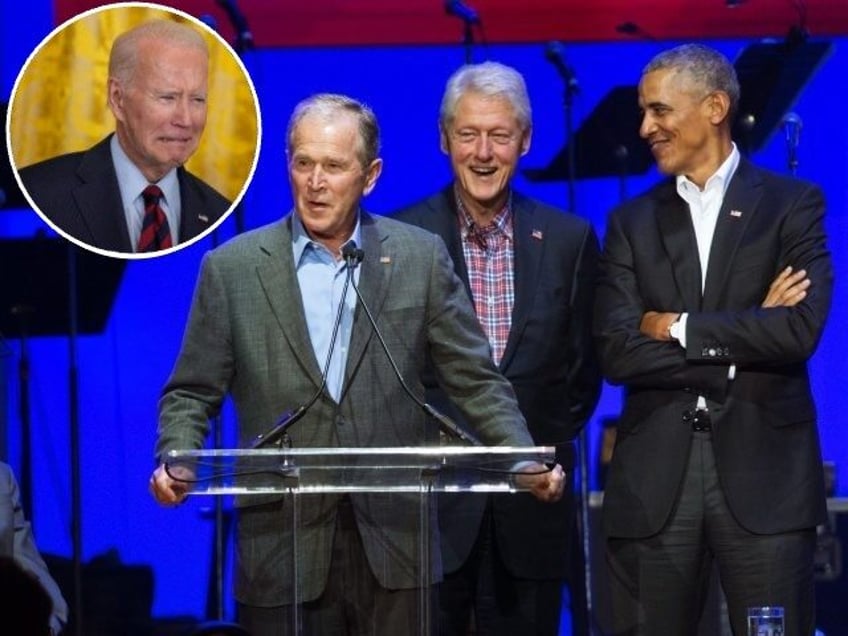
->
<box><xmin>705</xmin><ymin>90</ymin><xmax>731</xmax><ymax>126</ymax></box>
<box><xmin>439</xmin><ymin>126</ymin><xmax>450</xmax><ymax>155</ymax></box>
<box><xmin>520</xmin><ymin>127</ymin><xmax>532</xmax><ymax>157</ymax></box>
<box><xmin>107</xmin><ymin>78</ymin><xmax>124</xmax><ymax>121</ymax></box>
<box><xmin>362</xmin><ymin>158</ymin><xmax>383</xmax><ymax>196</ymax></box>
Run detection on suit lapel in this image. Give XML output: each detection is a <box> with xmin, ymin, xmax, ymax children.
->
<box><xmin>72</xmin><ymin>136</ymin><xmax>133</xmax><ymax>252</ymax></box>
<box><xmin>500</xmin><ymin>194</ymin><xmax>542</xmax><ymax>371</ymax></box>
<box><xmin>702</xmin><ymin>159</ymin><xmax>763</xmax><ymax>311</ymax></box>
<box><xmin>344</xmin><ymin>213</ymin><xmax>390</xmax><ymax>388</ymax></box>
<box><xmin>655</xmin><ymin>180</ymin><xmax>703</xmax><ymax>310</ymax></box>
<box><xmin>431</xmin><ymin>187</ymin><xmax>471</xmax><ymax>293</ymax></box>
<box><xmin>255</xmin><ymin>216</ymin><xmax>324</xmax><ymax>387</ymax></box>
<box><xmin>178</xmin><ymin>169</ymin><xmax>215</xmax><ymax>241</ymax></box>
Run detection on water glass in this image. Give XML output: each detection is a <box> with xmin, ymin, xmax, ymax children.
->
<box><xmin>747</xmin><ymin>606</ymin><xmax>784</xmax><ymax>636</ymax></box>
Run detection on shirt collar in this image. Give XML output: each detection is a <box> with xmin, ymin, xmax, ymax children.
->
<box><xmin>453</xmin><ymin>184</ymin><xmax>513</xmax><ymax>240</ymax></box>
<box><xmin>292</xmin><ymin>211</ymin><xmax>362</xmax><ymax>265</ymax></box>
<box><xmin>676</xmin><ymin>142</ymin><xmax>741</xmax><ymax>197</ymax></box>
<box><xmin>110</xmin><ymin>134</ymin><xmax>179</xmax><ymax>209</ymax></box>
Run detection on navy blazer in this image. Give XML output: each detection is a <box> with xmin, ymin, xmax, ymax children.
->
<box><xmin>395</xmin><ymin>187</ymin><xmax>601</xmax><ymax>579</ymax></box>
<box><xmin>594</xmin><ymin>157</ymin><xmax>833</xmax><ymax>539</ymax></box>
<box><xmin>19</xmin><ymin>135</ymin><xmax>230</xmax><ymax>253</ymax></box>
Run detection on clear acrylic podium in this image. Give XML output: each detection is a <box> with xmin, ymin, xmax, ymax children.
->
<box><xmin>166</xmin><ymin>445</ymin><xmax>555</xmax><ymax>635</ymax></box>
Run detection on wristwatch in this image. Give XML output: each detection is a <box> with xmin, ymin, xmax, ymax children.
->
<box><xmin>668</xmin><ymin>314</ymin><xmax>682</xmax><ymax>341</ymax></box>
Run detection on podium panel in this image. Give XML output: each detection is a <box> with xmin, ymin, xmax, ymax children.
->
<box><xmin>166</xmin><ymin>446</ymin><xmax>554</xmax><ymax>635</ymax></box>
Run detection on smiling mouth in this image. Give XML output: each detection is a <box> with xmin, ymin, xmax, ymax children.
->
<box><xmin>470</xmin><ymin>166</ymin><xmax>497</xmax><ymax>177</ymax></box>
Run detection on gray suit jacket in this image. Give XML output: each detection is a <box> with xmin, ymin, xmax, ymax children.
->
<box><xmin>156</xmin><ymin>211</ymin><xmax>533</xmax><ymax>605</ymax></box>
<box><xmin>0</xmin><ymin>462</ymin><xmax>68</xmax><ymax>634</ymax></box>
<box><xmin>19</xmin><ymin>135</ymin><xmax>230</xmax><ymax>253</ymax></box>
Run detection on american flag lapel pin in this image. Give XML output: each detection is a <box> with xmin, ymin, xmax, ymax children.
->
<box><xmin>531</xmin><ymin>229</ymin><xmax>543</xmax><ymax>240</ymax></box>
<box><xmin>730</xmin><ymin>209</ymin><xmax>743</xmax><ymax>218</ymax></box>
<box><xmin>380</xmin><ymin>255</ymin><xmax>391</xmax><ymax>264</ymax></box>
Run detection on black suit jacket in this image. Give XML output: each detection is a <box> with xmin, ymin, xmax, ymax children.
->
<box><xmin>594</xmin><ymin>157</ymin><xmax>833</xmax><ymax>539</ymax></box>
<box><xmin>395</xmin><ymin>187</ymin><xmax>601</xmax><ymax>579</ymax></box>
<box><xmin>19</xmin><ymin>135</ymin><xmax>230</xmax><ymax>253</ymax></box>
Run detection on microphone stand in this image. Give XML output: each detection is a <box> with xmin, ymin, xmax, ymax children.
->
<box><xmin>251</xmin><ymin>255</ymin><xmax>355</xmax><ymax>449</ymax></box>
<box><xmin>615</xmin><ymin>145</ymin><xmax>629</xmax><ymax>204</ymax></box>
<box><xmin>549</xmin><ymin>49</ymin><xmax>594</xmax><ymax>632</ymax></box>
<box><xmin>342</xmin><ymin>245</ymin><xmax>481</xmax><ymax>446</ymax></box>
<box><xmin>10</xmin><ymin>305</ymin><xmax>34</xmax><ymax>528</ymax></box>
<box><xmin>462</xmin><ymin>20</ymin><xmax>474</xmax><ymax>65</ymax></box>
<box><xmin>67</xmin><ymin>245</ymin><xmax>84</xmax><ymax>636</ymax></box>
<box><xmin>561</xmin><ymin>76</ymin><xmax>579</xmax><ymax>213</ymax></box>
<box><xmin>444</xmin><ymin>1</ymin><xmax>479</xmax><ymax>65</ymax></box>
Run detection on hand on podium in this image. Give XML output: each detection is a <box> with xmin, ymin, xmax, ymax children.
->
<box><xmin>149</xmin><ymin>462</ymin><xmax>194</xmax><ymax>506</ymax></box>
<box><xmin>515</xmin><ymin>462</ymin><xmax>565</xmax><ymax>502</ymax></box>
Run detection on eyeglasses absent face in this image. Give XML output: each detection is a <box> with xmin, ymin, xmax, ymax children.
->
<box><xmin>441</xmin><ymin>91</ymin><xmax>530</xmax><ymax>217</ymax></box>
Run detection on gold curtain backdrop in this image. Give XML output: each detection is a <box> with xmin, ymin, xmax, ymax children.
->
<box><xmin>8</xmin><ymin>4</ymin><xmax>260</xmax><ymax>202</ymax></box>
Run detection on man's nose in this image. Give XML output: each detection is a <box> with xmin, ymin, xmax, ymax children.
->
<box><xmin>307</xmin><ymin>165</ymin><xmax>325</xmax><ymax>189</ymax></box>
<box><xmin>173</xmin><ymin>98</ymin><xmax>191</xmax><ymax>126</ymax></box>
<box><xmin>473</xmin><ymin>134</ymin><xmax>494</xmax><ymax>159</ymax></box>
<box><xmin>639</xmin><ymin>114</ymin><xmax>655</xmax><ymax>139</ymax></box>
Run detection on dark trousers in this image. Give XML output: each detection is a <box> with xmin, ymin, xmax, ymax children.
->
<box><xmin>439</xmin><ymin>504</ymin><xmax>563</xmax><ymax>636</ymax></box>
<box><xmin>606</xmin><ymin>431</ymin><xmax>817</xmax><ymax>635</ymax></box>
<box><xmin>238</xmin><ymin>499</ymin><xmax>430</xmax><ymax>636</ymax></box>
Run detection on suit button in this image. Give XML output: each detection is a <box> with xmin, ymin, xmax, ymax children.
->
<box><xmin>336</xmin><ymin>415</ymin><xmax>346</xmax><ymax>426</ymax></box>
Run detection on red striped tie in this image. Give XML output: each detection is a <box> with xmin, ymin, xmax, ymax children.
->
<box><xmin>137</xmin><ymin>185</ymin><xmax>173</xmax><ymax>252</ymax></box>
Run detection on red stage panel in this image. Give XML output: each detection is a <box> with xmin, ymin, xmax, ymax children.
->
<box><xmin>54</xmin><ymin>0</ymin><xmax>848</xmax><ymax>47</ymax></box>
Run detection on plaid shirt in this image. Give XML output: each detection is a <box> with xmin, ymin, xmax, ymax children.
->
<box><xmin>456</xmin><ymin>191</ymin><xmax>514</xmax><ymax>365</ymax></box>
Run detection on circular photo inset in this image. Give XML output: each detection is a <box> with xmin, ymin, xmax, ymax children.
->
<box><xmin>6</xmin><ymin>1</ymin><xmax>261</xmax><ymax>259</ymax></box>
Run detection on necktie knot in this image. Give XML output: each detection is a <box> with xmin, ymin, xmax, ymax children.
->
<box><xmin>142</xmin><ymin>184</ymin><xmax>164</xmax><ymax>208</ymax></box>
<box><xmin>137</xmin><ymin>185</ymin><xmax>173</xmax><ymax>252</ymax></box>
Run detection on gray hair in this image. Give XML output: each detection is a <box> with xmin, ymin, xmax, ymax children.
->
<box><xmin>109</xmin><ymin>20</ymin><xmax>208</xmax><ymax>85</ymax></box>
<box><xmin>644</xmin><ymin>43</ymin><xmax>740</xmax><ymax>116</ymax></box>
<box><xmin>286</xmin><ymin>93</ymin><xmax>381</xmax><ymax>168</ymax></box>
<box><xmin>439</xmin><ymin>61</ymin><xmax>532</xmax><ymax>132</ymax></box>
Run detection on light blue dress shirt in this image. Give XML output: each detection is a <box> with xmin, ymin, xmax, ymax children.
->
<box><xmin>110</xmin><ymin>135</ymin><xmax>181</xmax><ymax>249</ymax></box>
<box><xmin>292</xmin><ymin>213</ymin><xmax>361</xmax><ymax>402</ymax></box>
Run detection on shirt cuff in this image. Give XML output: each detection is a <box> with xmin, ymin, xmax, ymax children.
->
<box><xmin>677</xmin><ymin>312</ymin><xmax>688</xmax><ymax>348</ymax></box>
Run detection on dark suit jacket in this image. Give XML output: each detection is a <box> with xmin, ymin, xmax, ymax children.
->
<box><xmin>594</xmin><ymin>157</ymin><xmax>833</xmax><ymax>540</ymax></box>
<box><xmin>395</xmin><ymin>187</ymin><xmax>601</xmax><ymax>579</ymax></box>
<box><xmin>155</xmin><ymin>211</ymin><xmax>534</xmax><ymax>605</ymax></box>
<box><xmin>19</xmin><ymin>135</ymin><xmax>230</xmax><ymax>253</ymax></box>
<box><xmin>0</xmin><ymin>462</ymin><xmax>68</xmax><ymax>634</ymax></box>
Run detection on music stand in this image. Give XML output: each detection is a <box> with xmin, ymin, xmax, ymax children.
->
<box><xmin>731</xmin><ymin>37</ymin><xmax>833</xmax><ymax>155</ymax></box>
<box><xmin>524</xmin><ymin>85</ymin><xmax>654</xmax><ymax>202</ymax></box>
<box><xmin>0</xmin><ymin>237</ymin><xmax>125</xmax><ymax>636</ymax></box>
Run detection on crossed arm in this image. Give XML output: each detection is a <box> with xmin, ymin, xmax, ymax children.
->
<box><xmin>640</xmin><ymin>266</ymin><xmax>811</xmax><ymax>341</ymax></box>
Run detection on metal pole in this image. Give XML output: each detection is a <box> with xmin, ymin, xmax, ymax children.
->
<box><xmin>68</xmin><ymin>245</ymin><xmax>84</xmax><ymax>636</ymax></box>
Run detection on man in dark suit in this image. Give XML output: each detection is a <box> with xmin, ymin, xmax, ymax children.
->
<box><xmin>18</xmin><ymin>20</ymin><xmax>230</xmax><ymax>254</ymax></box>
<box><xmin>0</xmin><ymin>462</ymin><xmax>68</xmax><ymax>635</ymax></box>
<box><xmin>395</xmin><ymin>62</ymin><xmax>601</xmax><ymax>635</ymax></box>
<box><xmin>150</xmin><ymin>93</ymin><xmax>565</xmax><ymax>636</ymax></box>
<box><xmin>594</xmin><ymin>43</ymin><xmax>833</xmax><ymax>635</ymax></box>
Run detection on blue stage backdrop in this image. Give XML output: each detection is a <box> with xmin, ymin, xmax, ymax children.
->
<box><xmin>1</xmin><ymin>2</ymin><xmax>845</xmax><ymax>621</ymax></box>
